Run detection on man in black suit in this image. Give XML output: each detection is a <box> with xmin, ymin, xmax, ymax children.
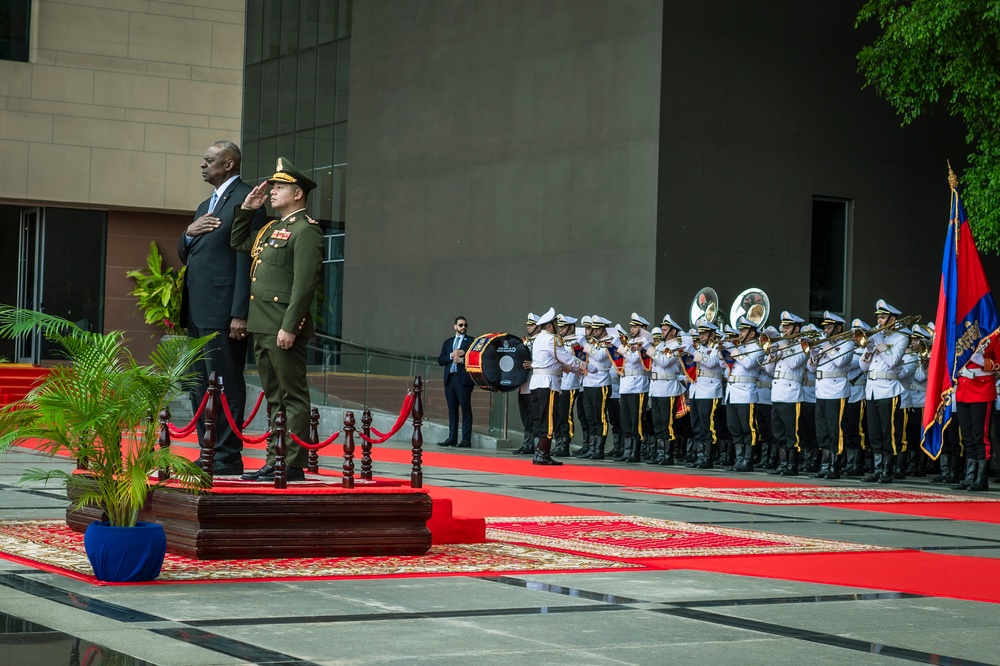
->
<box><xmin>437</xmin><ymin>316</ymin><xmax>475</xmax><ymax>447</ymax></box>
<box><xmin>178</xmin><ymin>141</ymin><xmax>266</xmax><ymax>475</ymax></box>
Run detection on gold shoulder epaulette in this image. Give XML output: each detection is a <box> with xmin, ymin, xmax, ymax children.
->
<box><xmin>306</xmin><ymin>215</ymin><xmax>318</xmax><ymax>225</ymax></box>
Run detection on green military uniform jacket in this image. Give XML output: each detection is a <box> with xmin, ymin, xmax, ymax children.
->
<box><xmin>231</xmin><ymin>206</ymin><xmax>323</xmax><ymax>337</ymax></box>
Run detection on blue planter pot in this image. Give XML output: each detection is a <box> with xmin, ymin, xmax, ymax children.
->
<box><xmin>83</xmin><ymin>521</ymin><xmax>167</xmax><ymax>582</ymax></box>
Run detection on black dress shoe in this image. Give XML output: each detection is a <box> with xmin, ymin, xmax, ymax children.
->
<box><xmin>436</xmin><ymin>440</ymin><xmax>457</xmax><ymax>447</ymax></box>
<box><xmin>257</xmin><ymin>467</ymin><xmax>306</xmax><ymax>482</ymax></box>
<box><xmin>241</xmin><ymin>463</ymin><xmax>274</xmax><ymax>481</ymax></box>
<box><xmin>213</xmin><ymin>465</ymin><xmax>244</xmax><ymax>476</ymax></box>
<box><xmin>456</xmin><ymin>440</ymin><xmax>472</xmax><ymax>448</ymax></box>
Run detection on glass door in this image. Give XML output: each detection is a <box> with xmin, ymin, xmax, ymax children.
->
<box><xmin>14</xmin><ymin>208</ymin><xmax>40</xmax><ymax>363</ymax></box>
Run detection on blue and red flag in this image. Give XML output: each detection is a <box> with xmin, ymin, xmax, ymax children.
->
<box><xmin>921</xmin><ymin>184</ymin><xmax>1000</xmax><ymax>458</ymax></box>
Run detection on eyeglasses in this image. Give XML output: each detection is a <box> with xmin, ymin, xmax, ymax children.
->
<box><xmin>456</xmin><ymin>323</ymin><xmax>468</xmax><ymax>328</ymax></box>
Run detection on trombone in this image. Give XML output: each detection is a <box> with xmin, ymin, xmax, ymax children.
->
<box><xmin>759</xmin><ymin>329</ymin><xmax>821</xmax><ymax>356</ymax></box>
<box><xmin>855</xmin><ymin>315</ymin><xmax>921</xmax><ymax>349</ymax></box>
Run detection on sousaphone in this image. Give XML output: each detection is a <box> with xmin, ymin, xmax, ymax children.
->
<box><xmin>729</xmin><ymin>288</ymin><xmax>770</xmax><ymax>329</ymax></box>
<box><xmin>690</xmin><ymin>287</ymin><xmax>724</xmax><ymax>330</ymax></box>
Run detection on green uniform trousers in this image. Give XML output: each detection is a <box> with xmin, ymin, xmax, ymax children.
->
<box><xmin>255</xmin><ymin>333</ymin><xmax>310</xmax><ymax>468</ymax></box>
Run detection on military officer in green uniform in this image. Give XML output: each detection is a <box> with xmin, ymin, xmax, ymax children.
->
<box><xmin>231</xmin><ymin>157</ymin><xmax>324</xmax><ymax>482</ymax></box>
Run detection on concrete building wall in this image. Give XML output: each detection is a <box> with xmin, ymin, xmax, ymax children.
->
<box><xmin>654</xmin><ymin>0</ymin><xmax>968</xmax><ymax>327</ymax></box>
<box><xmin>0</xmin><ymin>0</ymin><xmax>246</xmax><ymax>212</ymax></box>
<box><xmin>344</xmin><ymin>0</ymin><xmax>664</xmax><ymax>351</ymax></box>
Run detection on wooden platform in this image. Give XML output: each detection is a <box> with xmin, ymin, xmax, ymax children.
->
<box><xmin>67</xmin><ymin>484</ymin><xmax>433</xmax><ymax>560</ymax></box>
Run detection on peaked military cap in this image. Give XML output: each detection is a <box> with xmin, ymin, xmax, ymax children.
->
<box><xmin>821</xmin><ymin>311</ymin><xmax>846</xmax><ymax>326</ymax></box>
<box><xmin>736</xmin><ymin>315</ymin><xmax>758</xmax><ymax>330</ymax></box>
<box><xmin>268</xmin><ymin>157</ymin><xmax>318</xmax><ymax>193</ymax></box>
<box><xmin>580</xmin><ymin>315</ymin><xmax>593</xmax><ymax>328</ymax></box>
<box><xmin>660</xmin><ymin>314</ymin><xmax>683</xmax><ymax>333</ymax></box>
<box><xmin>852</xmin><ymin>318</ymin><xmax>871</xmax><ymax>332</ymax></box>
<box><xmin>556</xmin><ymin>314</ymin><xmax>577</xmax><ymax>326</ymax></box>
<box><xmin>536</xmin><ymin>307</ymin><xmax>556</xmax><ymax>327</ymax></box>
<box><xmin>630</xmin><ymin>312</ymin><xmax>650</xmax><ymax>328</ymax></box>
<box><xmin>912</xmin><ymin>324</ymin><xmax>931</xmax><ymax>339</ymax></box>
<box><xmin>697</xmin><ymin>319</ymin><xmax>719</xmax><ymax>334</ymax></box>
<box><xmin>590</xmin><ymin>315</ymin><xmax>612</xmax><ymax>327</ymax></box>
<box><xmin>780</xmin><ymin>311</ymin><xmax>805</xmax><ymax>325</ymax></box>
<box><xmin>525</xmin><ymin>312</ymin><xmax>539</xmax><ymax>325</ymax></box>
<box><xmin>874</xmin><ymin>299</ymin><xmax>902</xmax><ymax>316</ymax></box>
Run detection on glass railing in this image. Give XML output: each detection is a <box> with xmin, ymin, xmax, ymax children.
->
<box><xmin>245</xmin><ymin>333</ymin><xmax>513</xmax><ymax>439</ymax></box>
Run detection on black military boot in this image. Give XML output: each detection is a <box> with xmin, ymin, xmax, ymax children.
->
<box><xmin>648</xmin><ymin>439</ymin><xmax>665</xmax><ymax>465</ymax></box>
<box><xmin>844</xmin><ymin>448</ymin><xmax>861</xmax><ymax>476</ymax></box>
<box><xmin>893</xmin><ymin>451</ymin><xmax>907</xmax><ymax>480</ymax></box>
<box><xmin>862</xmin><ymin>452</ymin><xmax>883</xmax><ymax>482</ymax></box>
<box><xmin>661</xmin><ymin>439</ymin><xmax>675</xmax><ymax>465</ymax></box>
<box><xmin>953</xmin><ymin>457</ymin><xmax>977</xmax><ymax>490</ymax></box>
<box><xmin>928</xmin><ymin>453</ymin><xmax>949</xmax><ymax>483</ymax></box>
<box><xmin>685</xmin><ymin>441</ymin><xmax>701</xmax><ymax>468</ymax></box>
<box><xmin>532</xmin><ymin>436</ymin><xmax>563</xmax><ymax>466</ymax></box>
<box><xmin>968</xmin><ymin>459</ymin><xmax>990</xmax><ymax>492</ymax></box>
<box><xmin>825</xmin><ymin>450</ymin><xmax>841</xmax><ymax>479</ymax></box>
<box><xmin>551</xmin><ymin>436</ymin><xmax>570</xmax><ymax>458</ymax></box>
<box><xmin>625</xmin><ymin>439</ymin><xmax>648</xmax><ymax>462</ymax></box>
<box><xmin>768</xmin><ymin>447</ymin><xmax>786</xmax><ymax>475</ymax></box>
<box><xmin>587</xmin><ymin>435</ymin><xmax>606</xmax><ymax>460</ymax></box>
<box><xmin>810</xmin><ymin>450</ymin><xmax>829</xmax><ymax>479</ymax></box>
<box><xmin>572</xmin><ymin>435</ymin><xmax>591</xmax><ymax>458</ymax></box>
<box><xmin>780</xmin><ymin>448</ymin><xmax>798</xmax><ymax>476</ymax></box>
<box><xmin>613</xmin><ymin>437</ymin><xmax>632</xmax><ymax>462</ymax></box>
<box><xmin>877</xmin><ymin>454</ymin><xmax>895</xmax><ymax>484</ymax></box>
<box><xmin>609</xmin><ymin>434</ymin><xmax>624</xmax><ymax>460</ymax></box>
<box><xmin>696</xmin><ymin>442</ymin><xmax>713</xmax><ymax>469</ymax></box>
<box><xmin>512</xmin><ymin>431</ymin><xmax>535</xmax><ymax>455</ymax></box>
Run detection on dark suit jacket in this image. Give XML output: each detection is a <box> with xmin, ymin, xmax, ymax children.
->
<box><xmin>178</xmin><ymin>178</ymin><xmax>266</xmax><ymax>330</ymax></box>
<box><xmin>438</xmin><ymin>334</ymin><xmax>475</xmax><ymax>387</ymax></box>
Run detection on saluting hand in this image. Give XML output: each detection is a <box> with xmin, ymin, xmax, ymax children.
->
<box><xmin>242</xmin><ymin>181</ymin><xmax>270</xmax><ymax>210</ymax></box>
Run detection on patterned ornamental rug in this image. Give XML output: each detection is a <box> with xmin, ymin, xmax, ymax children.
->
<box><xmin>0</xmin><ymin>517</ymin><xmax>887</xmax><ymax>584</ymax></box>
<box><xmin>484</xmin><ymin>516</ymin><xmax>888</xmax><ymax>559</ymax></box>
<box><xmin>628</xmin><ymin>486</ymin><xmax>1000</xmax><ymax>505</ymax></box>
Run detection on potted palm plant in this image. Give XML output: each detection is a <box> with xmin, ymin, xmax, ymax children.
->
<box><xmin>0</xmin><ymin>306</ymin><xmax>212</xmax><ymax>582</ymax></box>
<box><xmin>126</xmin><ymin>241</ymin><xmax>186</xmax><ymax>336</ymax></box>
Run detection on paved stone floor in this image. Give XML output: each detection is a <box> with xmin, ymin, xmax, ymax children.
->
<box><xmin>1</xmin><ymin>444</ymin><xmax>998</xmax><ymax>666</ymax></box>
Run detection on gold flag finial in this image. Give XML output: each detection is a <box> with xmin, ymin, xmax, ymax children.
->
<box><xmin>947</xmin><ymin>160</ymin><xmax>959</xmax><ymax>190</ymax></box>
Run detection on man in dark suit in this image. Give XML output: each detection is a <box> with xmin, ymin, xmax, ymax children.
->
<box><xmin>437</xmin><ymin>316</ymin><xmax>475</xmax><ymax>447</ymax></box>
<box><xmin>178</xmin><ymin>141</ymin><xmax>265</xmax><ymax>476</ymax></box>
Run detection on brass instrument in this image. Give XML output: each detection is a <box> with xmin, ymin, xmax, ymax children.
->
<box><xmin>760</xmin><ymin>329</ymin><xmax>821</xmax><ymax>356</ymax></box>
<box><xmin>729</xmin><ymin>288</ymin><xmax>770</xmax><ymax>329</ymax></box>
<box><xmin>855</xmin><ymin>315</ymin><xmax>921</xmax><ymax>349</ymax></box>
<box><xmin>690</xmin><ymin>287</ymin><xmax>725</xmax><ymax>330</ymax></box>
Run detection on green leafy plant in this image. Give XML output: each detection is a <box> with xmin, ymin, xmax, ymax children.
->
<box><xmin>126</xmin><ymin>242</ymin><xmax>186</xmax><ymax>335</ymax></box>
<box><xmin>0</xmin><ymin>306</ymin><xmax>212</xmax><ymax>527</ymax></box>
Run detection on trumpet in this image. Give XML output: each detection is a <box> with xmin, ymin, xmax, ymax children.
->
<box><xmin>760</xmin><ymin>329</ymin><xmax>821</xmax><ymax>356</ymax></box>
<box><xmin>855</xmin><ymin>315</ymin><xmax>921</xmax><ymax>349</ymax></box>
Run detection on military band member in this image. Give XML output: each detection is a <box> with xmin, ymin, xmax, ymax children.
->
<box><xmin>686</xmin><ymin>319</ymin><xmax>725</xmax><ymax>469</ymax></box>
<box><xmin>528</xmin><ymin>308</ymin><xmax>585</xmax><ymax>465</ymax></box>
<box><xmin>766</xmin><ymin>311</ymin><xmax>807</xmax><ymax>476</ymax></box>
<box><xmin>612</xmin><ymin>313</ymin><xmax>652</xmax><ymax>463</ymax></box>
<box><xmin>858</xmin><ymin>299</ymin><xmax>909</xmax><ymax>484</ymax></box>
<box><xmin>722</xmin><ymin>316</ymin><xmax>763</xmax><ymax>472</ymax></box>
<box><xmin>513</xmin><ymin>313</ymin><xmax>540</xmax><ymax>455</ymax></box>
<box><xmin>953</xmin><ymin>332</ymin><xmax>999</xmax><ymax>491</ymax></box>
<box><xmin>892</xmin><ymin>325</ymin><xmax>919</xmax><ymax>479</ymax></box>
<box><xmin>756</xmin><ymin>325</ymin><xmax>778</xmax><ymax>470</ymax></box>
<box><xmin>843</xmin><ymin>319</ymin><xmax>870</xmax><ymax>476</ymax></box>
<box><xmin>552</xmin><ymin>314</ymin><xmax>585</xmax><ymax>457</ymax></box>
<box><xmin>807</xmin><ymin>311</ymin><xmax>853</xmax><ymax>479</ymax></box>
<box><xmin>647</xmin><ymin>314</ymin><xmax>692</xmax><ymax>466</ymax></box>
<box><xmin>232</xmin><ymin>158</ymin><xmax>324</xmax><ymax>483</ymax></box>
<box><xmin>578</xmin><ymin>315</ymin><xmax>615</xmax><ymax>460</ymax></box>
<box><xmin>905</xmin><ymin>325</ymin><xmax>931</xmax><ymax>476</ymax></box>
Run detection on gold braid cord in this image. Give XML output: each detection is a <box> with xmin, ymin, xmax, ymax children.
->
<box><xmin>250</xmin><ymin>220</ymin><xmax>277</xmax><ymax>279</ymax></box>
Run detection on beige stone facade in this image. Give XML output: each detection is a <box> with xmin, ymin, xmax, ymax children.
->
<box><xmin>0</xmin><ymin>0</ymin><xmax>246</xmax><ymax>211</ymax></box>
<box><xmin>0</xmin><ymin>0</ymin><xmax>247</xmax><ymax>353</ymax></box>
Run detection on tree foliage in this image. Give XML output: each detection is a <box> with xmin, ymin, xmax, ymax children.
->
<box><xmin>857</xmin><ymin>0</ymin><xmax>1000</xmax><ymax>251</ymax></box>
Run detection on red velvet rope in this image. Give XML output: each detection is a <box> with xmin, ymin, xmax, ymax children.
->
<box><xmin>166</xmin><ymin>390</ymin><xmax>211</xmax><ymax>438</ymax></box>
<box><xmin>289</xmin><ymin>430</ymin><xmax>341</xmax><ymax>450</ymax></box>
<box><xmin>219</xmin><ymin>392</ymin><xmax>271</xmax><ymax>444</ymax></box>
<box><xmin>357</xmin><ymin>392</ymin><xmax>415</xmax><ymax>444</ymax></box>
<box><xmin>243</xmin><ymin>390</ymin><xmax>265</xmax><ymax>429</ymax></box>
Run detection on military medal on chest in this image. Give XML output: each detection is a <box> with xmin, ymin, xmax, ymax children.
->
<box><xmin>271</xmin><ymin>228</ymin><xmax>291</xmax><ymax>242</ymax></box>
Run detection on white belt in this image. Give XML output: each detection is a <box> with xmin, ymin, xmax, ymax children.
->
<box><xmin>816</xmin><ymin>370</ymin><xmax>846</xmax><ymax>380</ymax></box>
<box><xmin>757</xmin><ymin>380</ymin><xmax>772</xmax><ymax>389</ymax></box>
<box><xmin>774</xmin><ymin>370</ymin><xmax>803</xmax><ymax>384</ymax></box>
<box><xmin>533</xmin><ymin>367</ymin><xmax>562</xmax><ymax>376</ymax></box>
<box><xmin>728</xmin><ymin>375</ymin><xmax>756</xmax><ymax>385</ymax></box>
<box><xmin>868</xmin><ymin>371</ymin><xmax>898</xmax><ymax>381</ymax></box>
<box><xmin>652</xmin><ymin>372</ymin><xmax>679</xmax><ymax>381</ymax></box>
<box><xmin>624</xmin><ymin>369</ymin><xmax>649</xmax><ymax>377</ymax></box>
<box><xmin>698</xmin><ymin>369</ymin><xmax>722</xmax><ymax>380</ymax></box>
<box><xmin>804</xmin><ymin>380</ymin><xmax>815</xmax><ymax>387</ymax></box>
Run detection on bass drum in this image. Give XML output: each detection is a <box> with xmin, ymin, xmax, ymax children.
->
<box><xmin>465</xmin><ymin>332</ymin><xmax>530</xmax><ymax>393</ymax></box>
